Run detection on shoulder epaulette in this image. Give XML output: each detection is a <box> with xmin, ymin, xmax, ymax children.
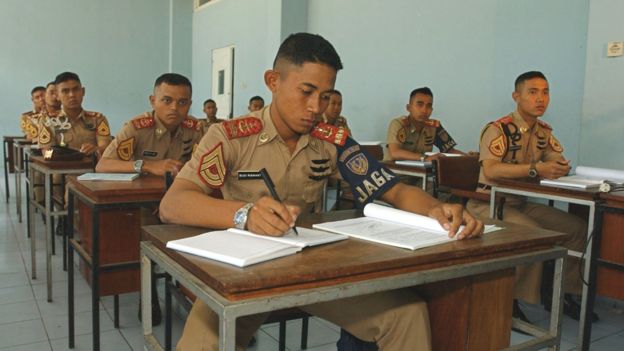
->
<box><xmin>537</xmin><ymin>120</ymin><xmax>552</xmax><ymax>130</ymax></box>
<box><xmin>222</xmin><ymin>116</ymin><xmax>262</xmax><ymax>139</ymax></box>
<box><xmin>22</xmin><ymin>111</ymin><xmax>35</xmax><ymax>117</ymax></box>
<box><xmin>84</xmin><ymin>111</ymin><xmax>102</xmax><ymax>118</ymax></box>
<box><xmin>423</xmin><ymin>119</ymin><xmax>440</xmax><ymax>128</ymax></box>
<box><xmin>131</xmin><ymin>115</ymin><xmax>155</xmax><ymax>129</ymax></box>
<box><xmin>495</xmin><ymin>115</ymin><xmax>513</xmax><ymax>125</ymax></box>
<box><xmin>311</xmin><ymin>123</ymin><xmax>348</xmax><ymax>146</ymax></box>
<box><xmin>182</xmin><ymin>118</ymin><xmax>202</xmax><ymax>131</ymax></box>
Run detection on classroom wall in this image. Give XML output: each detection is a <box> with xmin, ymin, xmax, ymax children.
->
<box><xmin>579</xmin><ymin>0</ymin><xmax>624</xmax><ymax>169</ymax></box>
<box><xmin>0</xmin><ymin>0</ymin><xmax>193</xmax><ymax>139</ymax></box>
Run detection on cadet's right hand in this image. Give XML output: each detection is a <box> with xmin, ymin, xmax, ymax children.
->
<box><xmin>536</xmin><ymin>160</ymin><xmax>571</xmax><ymax>179</ymax></box>
<box><xmin>247</xmin><ymin>196</ymin><xmax>300</xmax><ymax>237</ymax></box>
<box><xmin>143</xmin><ymin>159</ymin><xmax>183</xmax><ymax>176</ymax></box>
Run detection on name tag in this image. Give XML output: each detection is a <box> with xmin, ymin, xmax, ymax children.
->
<box><xmin>142</xmin><ymin>150</ymin><xmax>158</xmax><ymax>157</ymax></box>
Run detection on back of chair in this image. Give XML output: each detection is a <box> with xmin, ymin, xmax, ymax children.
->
<box><xmin>436</xmin><ymin>154</ymin><xmax>480</xmax><ymax>191</ymax></box>
<box><xmin>361</xmin><ymin>144</ymin><xmax>384</xmax><ymax>161</ymax></box>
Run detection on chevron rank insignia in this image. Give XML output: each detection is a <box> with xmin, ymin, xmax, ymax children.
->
<box><xmin>311</xmin><ymin>123</ymin><xmax>348</xmax><ymax>146</ymax></box>
<box><xmin>117</xmin><ymin>137</ymin><xmax>134</xmax><ymax>161</ymax></box>
<box><xmin>489</xmin><ymin>134</ymin><xmax>507</xmax><ymax>157</ymax></box>
<box><xmin>96</xmin><ymin>120</ymin><xmax>110</xmax><ymax>136</ymax></box>
<box><xmin>549</xmin><ymin>135</ymin><xmax>563</xmax><ymax>152</ymax></box>
<box><xmin>38</xmin><ymin>127</ymin><xmax>51</xmax><ymax>145</ymax></box>
<box><xmin>222</xmin><ymin>117</ymin><xmax>262</xmax><ymax>139</ymax></box>
<box><xmin>198</xmin><ymin>143</ymin><xmax>226</xmax><ymax>188</ymax></box>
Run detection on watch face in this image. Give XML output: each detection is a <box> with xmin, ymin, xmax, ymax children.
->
<box><xmin>529</xmin><ymin>169</ymin><xmax>538</xmax><ymax>178</ymax></box>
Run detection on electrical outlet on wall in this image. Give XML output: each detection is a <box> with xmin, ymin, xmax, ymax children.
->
<box><xmin>607</xmin><ymin>42</ymin><xmax>623</xmax><ymax>57</ymax></box>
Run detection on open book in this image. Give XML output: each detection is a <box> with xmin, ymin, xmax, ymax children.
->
<box><xmin>166</xmin><ymin>227</ymin><xmax>347</xmax><ymax>267</ymax></box>
<box><xmin>77</xmin><ymin>173</ymin><xmax>139</xmax><ymax>182</ymax></box>
<box><xmin>394</xmin><ymin>160</ymin><xmax>433</xmax><ymax>167</ymax></box>
<box><xmin>540</xmin><ymin>166</ymin><xmax>624</xmax><ymax>192</ymax></box>
<box><xmin>313</xmin><ymin>203</ymin><xmax>501</xmax><ymax>250</ymax></box>
<box><xmin>424</xmin><ymin>152</ymin><xmax>462</xmax><ymax>157</ymax></box>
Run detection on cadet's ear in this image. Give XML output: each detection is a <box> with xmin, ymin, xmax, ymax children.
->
<box><xmin>264</xmin><ymin>69</ymin><xmax>279</xmax><ymax>93</ymax></box>
<box><xmin>405</xmin><ymin>103</ymin><xmax>410</xmax><ymax>113</ymax></box>
<box><xmin>511</xmin><ymin>90</ymin><xmax>519</xmax><ymax>103</ymax></box>
<box><xmin>149</xmin><ymin>95</ymin><xmax>155</xmax><ymax>108</ymax></box>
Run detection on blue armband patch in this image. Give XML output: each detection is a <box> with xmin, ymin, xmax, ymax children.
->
<box><xmin>336</xmin><ymin>137</ymin><xmax>398</xmax><ymax>208</ymax></box>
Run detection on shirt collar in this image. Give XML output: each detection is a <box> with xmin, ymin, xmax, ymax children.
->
<box><xmin>257</xmin><ymin>104</ymin><xmax>312</xmax><ymax>151</ymax></box>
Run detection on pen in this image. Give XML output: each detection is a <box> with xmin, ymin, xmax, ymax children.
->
<box><xmin>259</xmin><ymin>168</ymin><xmax>299</xmax><ymax>236</ymax></box>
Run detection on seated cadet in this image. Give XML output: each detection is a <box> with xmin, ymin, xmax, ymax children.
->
<box><xmin>38</xmin><ymin>71</ymin><xmax>112</xmax><ymax>157</ymax></box>
<box><xmin>200</xmin><ymin>99</ymin><xmax>225</xmax><ymax>132</ymax></box>
<box><xmin>386</xmin><ymin>87</ymin><xmax>467</xmax><ymax>161</ymax></box>
<box><xmin>466</xmin><ymin>71</ymin><xmax>597</xmax><ymax>322</ymax></box>
<box><xmin>20</xmin><ymin>86</ymin><xmax>46</xmax><ymax>140</ymax></box>
<box><xmin>96</xmin><ymin>73</ymin><xmax>203</xmax><ymax>177</ymax></box>
<box><xmin>32</xmin><ymin>82</ymin><xmax>63</xmax><ymax>143</ymax></box>
<box><xmin>160</xmin><ymin>32</ymin><xmax>483</xmax><ymax>351</ymax></box>
<box><xmin>321</xmin><ymin>89</ymin><xmax>352</xmax><ymax>136</ymax></box>
<box><xmin>248</xmin><ymin>95</ymin><xmax>265</xmax><ymax>112</ymax></box>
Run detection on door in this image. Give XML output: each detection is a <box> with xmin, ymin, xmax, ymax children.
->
<box><xmin>212</xmin><ymin>46</ymin><xmax>234</xmax><ymax>119</ymax></box>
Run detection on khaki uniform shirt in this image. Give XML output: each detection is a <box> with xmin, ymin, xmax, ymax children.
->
<box><xmin>30</xmin><ymin>108</ymin><xmax>61</xmax><ymax>143</ymax></box>
<box><xmin>477</xmin><ymin>110</ymin><xmax>564</xmax><ymax>189</ymax></box>
<box><xmin>101</xmin><ymin>111</ymin><xmax>204</xmax><ymax>162</ymax></box>
<box><xmin>178</xmin><ymin>105</ymin><xmax>339</xmax><ymax>213</ymax></box>
<box><xmin>38</xmin><ymin>109</ymin><xmax>112</xmax><ymax>150</ymax></box>
<box><xmin>199</xmin><ymin>118</ymin><xmax>226</xmax><ymax>134</ymax></box>
<box><xmin>386</xmin><ymin>116</ymin><xmax>457</xmax><ymax>155</ymax></box>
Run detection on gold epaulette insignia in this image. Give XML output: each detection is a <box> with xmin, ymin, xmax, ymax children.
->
<box><xmin>537</xmin><ymin>120</ymin><xmax>552</xmax><ymax>130</ymax></box>
<box><xmin>182</xmin><ymin>118</ymin><xmax>202</xmax><ymax>131</ymax></box>
<box><xmin>423</xmin><ymin>119</ymin><xmax>440</xmax><ymax>128</ymax></box>
<box><xmin>311</xmin><ymin>123</ymin><xmax>348</xmax><ymax>146</ymax></box>
<box><xmin>117</xmin><ymin>137</ymin><xmax>134</xmax><ymax>161</ymax></box>
<box><xmin>132</xmin><ymin>116</ymin><xmax>155</xmax><ymax>129</ymax></box>
<box><xmin>222</xmin><ymin>117</ymin><xmax>262</xmax><ymax>139</ymax></box>
<box><xmin>96</xmin><ymin>120</ymin><xmax>110</xmax><ymax>136</ymax></box>
<box><xmin>198</xmin><ymin>143</ymin><xmax>226</xmax><ymax>188</ymax></box>
<box><xmin>495</xmin><ymin>116</ymin><xmax>513</xmax><ymax>125</ymax></box>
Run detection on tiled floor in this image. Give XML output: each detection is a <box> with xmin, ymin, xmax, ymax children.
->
<box><xmin>0</xmin><ymin>172</ymin><xmax>623</xmax><ymax>350</ymax></box>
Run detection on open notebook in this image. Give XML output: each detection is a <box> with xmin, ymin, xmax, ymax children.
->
<box><xmin>313</xmin><ymin>203</ymin><xmax>501</xmax><ymax>250</ymax></box>
<box><xmin>77</xmin><ymin>173</ymin><xmax>139</xmax><ymax>181</ymax></box>
<box><xmin>166</xmin><ymin>227</ymin><xmax>347</xmax><ymax>267</ymax></box>
<box><xmin>540</xmin><ymin>166</ymin><xmax>624</xmax><ymax>192</ymax></box>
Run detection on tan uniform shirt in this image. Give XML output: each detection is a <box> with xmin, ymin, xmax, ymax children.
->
<box><xmin>386</xmin><ymin>116</ymin><xmax>456</xmax><ymax>155</ymax></box>
<box><xmin>31</xmin><ymin>108</ymin><xmax>61</xmax><ymax>143</ymax></box>
<box><xmin>101</xmin><ymin>111</ymin><xmax>204</xmax><ymax>162</ymax></box>
<box><xmin>178</xmin><ymin>105</ymin><xmax>339</xmax><ymax>213</ymax></box>
<box><xmin>477</xmin><ymin>110</ymin><xmax>564</xmax><ymax>188</ymax></box>
<box><xmin>38</xmin><ymin>109</ymin><xmax>112</xmax><ymax>150</ymax></box>
<box><xmin>199</xmin><ymin>118</ymin><xmax>226</xmax><ymax>134</ymax></box>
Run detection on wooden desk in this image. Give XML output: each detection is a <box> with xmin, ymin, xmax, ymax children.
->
<box><xmin>383</xmin><ymin>160</ymin><xmax>433</xmax><ymax>191</ymax></box>
<box><xmin>140</xmin><ymin>212</ymin><xmax>568</xmax><ymax>351</ymax></box>
<box><xmin>66</xmin><ymin>175</ymin><xmax>166</xmax><ymax>351</ymax></box>
<box><xmin>3</xmin><ymin>135</ymin><xmax>23</xmax><ymax>202</ymax></box>
<box><xmin>26</xmin><ymin>155</ymin><xmax>94</xmax><ymax>302</ymax></box>
<box><xmin>488</xmin><ymin>178</ymin><xmax>601</xmax><ymax>351</ymax></box>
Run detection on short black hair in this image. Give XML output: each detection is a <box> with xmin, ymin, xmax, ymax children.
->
<box><xmin>409</xmin><ymin>87</ymin><xmax>433</xmax><ymax>100</ymax></box>
<box><xmin>249</xmin><ymin>96</ymin><xmax>264</xmax><ymax>104</ymax></box>
<box><xmin>55</xmin><ymin>72</ymin><xmax>81</xmax><ymax>85</ymax></box>
<box><xmin>273</xmin><ymin>32</ymin><xmax>343</xmax><ymax>71</ymax></box>
<box><xmin>154</xmin><ymin>73</ymin><xmax>192</xmax><ymax>94</ymax></box>
<box><xmin>31</xmin><ymin>86</ymin><xmax>45</xmax><ymax>95</ymax></box>
<box><xmin>329</xmin><ymin>89</ymin><xmax>342</xmax><ymax>97</ymax></box>
<box><xmin>203</xmin><ymin>99</ymin><xmax>215</xmax><ymax>106</ymax></box>
<box><xmin>45</xmin><ymin>81</ymin><xmax>55</xmax><ymax>89</ymax></box>
<box><xmin>515</xmin><ymin>71</ymin><xmax>547</xmax><ymax>91</ymax></box>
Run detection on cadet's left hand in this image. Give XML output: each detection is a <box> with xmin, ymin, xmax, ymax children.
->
<box><xmin>427</xmin><ymin>203</ymin><xmax>484</xmax><ymax>240</ymax></box>
<box><xmin>79</xmin><ymin>143</ymin><xmax>98</xmax><ymax>155</ymax></box>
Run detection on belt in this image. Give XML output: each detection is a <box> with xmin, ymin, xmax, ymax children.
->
<box><xmin>477</xmin><ymin>182</ymin><xmax>492</xmax><ymax>190</ymax></box>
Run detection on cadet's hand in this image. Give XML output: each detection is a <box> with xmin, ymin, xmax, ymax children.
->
<box><xmin>143</xmin><ymin>159</ymin><xmax>184</xmax><ymax>176</ymax></box>
<box><xmin>79</xmin><ymin>143</ymin><xmax>98</xmax><ymax>155</ymax></box>
<box><xmin>247</xmin><ymin>196</ymin><xmax>301</xmax><ymax>237</ymax></box>
<box><xmin>427</xmin><ymin>203</ymin><xmax>484</xmax><ymax>240</ymax></box>
<box><xmin>536</xmin><ymin>160</ymin><xmax>570</xmax><ymax>179</ymax></box>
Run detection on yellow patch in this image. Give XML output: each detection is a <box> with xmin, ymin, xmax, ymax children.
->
<box><xmin>27</xmin><ymin>125</ymin><xmax>38</xmax><ymax>140</ymax></box>
<box><xmin>397</xmin><ymin>128</ymin><xmax>407</xmax><ymax>143</ymax></box>
<box><xmin>549</xmin><ymin>135</ymin><xmax>563</xmax><ymax>153</ymax></box>
<box><xmin>198</xmin><ymin>143</ymin><xmax>226</xmax><ymax>188</ymax></box>
<box><xmin>38</xmin><ymin>127</ymin><xmax>51</xmax><ymax>145</ymax></box>
<box><xmin>488</xmin><ymin>134</ymin><xmax>507</xmax><ymax>157</ymax></box>
<box><xmin>116</xmin><ymin>137</ymin><xmax>135</xmax><ymax>161</ymax></box>
<box><xmin>96</xmin><ymin>120</ymin><xmax>110</xmax><ymax>136</ymax></box>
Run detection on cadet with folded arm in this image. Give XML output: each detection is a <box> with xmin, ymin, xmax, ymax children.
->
<box><xmin>160</xmin><ymin>32</ymin><xmax>483</xmax><ymax>351</ymax></box>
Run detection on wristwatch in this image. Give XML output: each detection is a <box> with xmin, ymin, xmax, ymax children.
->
<box><xmin>528</xmin><ymin>161</ymin><xmax>538</xmax><ymax>178</ymax></box>
<box><xmin>133</xmin><ymin>159</ymin><xmax>144</xmax><ymax>173</ymax></box>
<box><xmin>233</xmin><ymin>203</ymin><xmax>254</xmax><ymax>230</ymax></box>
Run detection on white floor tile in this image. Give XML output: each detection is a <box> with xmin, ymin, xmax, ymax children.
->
<box><xmin>0</xmin><ymin>341</ymin><xmax>52</xmax><ymax>351</ymax></box>
<box><xmin>0</xmin><ymin>301</ymin><xmax>40</xmax><ymax>325</ymax></box>
<box><xmin>0</xmin><ymin>285</ymin><xmax>35</xmax><ymax>305</ymax></box>
<box><xmin>50</xmin><ymin>330</ymin><xmax>131</xmax><ymax>351</ymax></box>
<box><xmin>42</xmin><ymin>309</ymin><xmax>115</xmax><ymax>340</ymax></box>
<box><xmin>0</xmin><ymin>319</ymin><xmax>48</xmax><ymax>349</ymax></box>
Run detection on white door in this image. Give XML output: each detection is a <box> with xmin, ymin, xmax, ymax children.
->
<box><xmin>211</xmin><ymin>46</ymin><xmax>234</xmax><ymax>119</ymax></box>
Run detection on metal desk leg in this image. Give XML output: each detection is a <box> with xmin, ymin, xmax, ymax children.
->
<box><xmin>549</xmin><ymin>255</ymin><xmax>565</xmax><ymax>349</ymax></box>
<box><xmin>141</xmin><ymin>255</ymin><xmax>154</xmax><ymax>344</ymax></box>
<box><xmin>3</xmin><ymin>139</ymin><xmax>9</xmax><ymax>203</ymax></box>
<box><xmin>29</xmin><ymin>168</ymin><xmax>36</xmax><ymax>280</ymax></box>
<box><xmin>489</xmin><ymin>188</ymin><xmax>496</xmax><ymax>218</ymax></box>
<box><xmin>577</xmin><ymin>203</ymin><xmax>596</xmax><ymax>351</ymax></box>
<box><xmin>165</xmin><ymin>275</ymin><xmax>172</xmax><ymax>351</ymax></box>
<box><xmin>92</xmin><ymin>209</ymin><xmax>101</xmax><ymax>351</ymax></box>
<box><xmin>15</xmin><ymin>147</ymin><xmax>22</xmax><ymax>222</ymax></box>
<box><xmin>580</xmin><ymin>205</ymin><xmax>602</xmax><ymax>351</ymax></box>
<box><xmin>45</xmin><ymin>173</ymin><xmax>53</xmax><ymax>302</ymax></box>
<box><xmin>219</xmin><ymin>312</ymin><xmax>237</xmax><ymax>351</ymax></box>
<box><xmin>13</xmin><ymin>145</ymin><xmax>19</xmax><ymax>216</ymax></box>
<box><xmin>68</xmin><ymin>190</ymin><xmax>75</xmax><ymax>348</ymax></box>
<box><xmin>25</xmin><ymin>154</ymin><xmax>30</xmax><ymax>238</ymax></box>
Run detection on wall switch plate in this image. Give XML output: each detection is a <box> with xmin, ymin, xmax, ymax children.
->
<box><xmin>607</xmin><ymin>42</ymin><xmax>623</xmax><ymax>57</ymax></box>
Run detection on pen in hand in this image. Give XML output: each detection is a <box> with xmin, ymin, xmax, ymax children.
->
<box><xmin>259</xmin><ymin>168</ymin><xmax>299</xmax><ymax>236</ymax></box>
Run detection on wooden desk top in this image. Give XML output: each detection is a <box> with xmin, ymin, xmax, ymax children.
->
<box><xmin>494</xmin><ymin>178</ymin><xmax>601</xmax><ymax>202</ymax></box>
<box><xmin>29</xmin><ymin>155</ymin><xmax>94</xmax><ymax>170</ymax></box>
<box><xmin>67</xmin><ymin>175</ymin><xmax>166</xmax><ymax>205</ymax></box>
<box><xmin>601</xmin><ymin>191</ymin><xmax>624</xmax><ymax>208</ymax></box>
<box><xmin>3</xmin><ymin>135</ymin><xmax>24</xmax><ymax>141</ymax></box>
<box><xmin>142</xmin><ymin>210</ymin><xmax>567</xmax><ymax>300</ymax></box>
